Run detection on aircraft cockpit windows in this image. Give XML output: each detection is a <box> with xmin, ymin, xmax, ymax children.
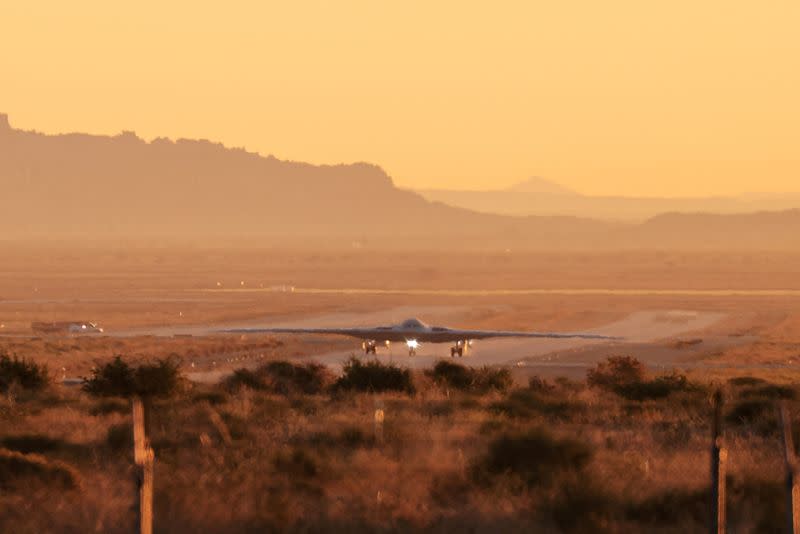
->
<box><xmin>399</xmin><ymin>318</ymin><xmax>428</xmax><ymax>329</ymax></box>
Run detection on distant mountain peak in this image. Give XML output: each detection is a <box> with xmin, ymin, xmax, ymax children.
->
<box><xmin>505</xmin><ymin>176</ymin><xmax>576</xmax><ymax>195</ymax></box>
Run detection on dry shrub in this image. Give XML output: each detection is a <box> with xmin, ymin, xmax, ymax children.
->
<box><xmin>553</xmin><ymin>376</ymin><xmax>585</xmax><ymax>393</ymax></box>
<box><xmin>489</xmin><ymin>388</ymin><xmax>584</xmax><ymax>421</ymax></box>
<box><xmin>587</xmin><ymin>355</ymin><xmax>645</xmax><ymax>392</ymax></box>
<box><xmin>296</xmin><ymin>426</ymin><xmax>374</xmax><ymax>452</ymax></box>
<box><xmin>527</xmin><ymin>375</ymin><xmax>555</xmax><ymax>393</ymax></box>
<box><xmin>0</xmin><ymin>448</ymin><xmax>81</xmax><ymax>490</ymax></box>
<box><xmin>89</xmin><ymin>398</ymin><xmax>130</xmax><ymax>416</ymax></box>
<box><xmin>0</xmin><ymin>352</ymin><xmax>50</xmax><ymax>392</ymax></box>
<box><xmin>223</xmin><ymin>361</ymin><xmax>332</xmax><ymax>395</ymax></box>
<box><xmin>427</xmin><ymin>360</ymin><xmax>472</xmax><ymax>390</ymax></box>
<box><xmin>82</xmin><ymin>356</ymin><xmax>135</xmax><ymax>396</ymax></box>
<box><xmin>651</xmin><ymin>420</ymin><xmax>694</xmax><ymax>449</ymax></box>
<box><xmin>192</xmin><ymin>390</ymin><xmax>228</xmax><ymax>405</ymax></box>
<box><xmin>726</xmin><ymin>475</ymin><xmax>784</xmax><ymax>532</ymax></box>
<box><xmin>106</xmin><ymin>423</ymin><xmax>132</xmax><ymax>453</ymax></box>
<box><xmin>473</xmin><ymin>428</ymin><xmax>592</xmax><ymax>488</ymax></box>
<box><xmin>587</xmin><ymin>356</ymin><xmax>699</xmax><ymax>401</ymax></box>
<box><xmin>422</xmin><ymin>400</ymin><xmax>455</xmax><ymax>418</ymax></box>
<box><xmin>551</xmin><ymin>481</ymin><xmax>621</xmax><ymax>532</ymax></box>
<box><xmin>616</xmin><ymin>372</ymin><xmax>698</xmax><ymax>401</ymax></box>
<box><xmin>726</xmin><ymin>398</ymin><xmax>778</xmax><ymax>436</ymax></box>
<box><xmin>429</xmin><ymin>471</ymin><xmax>473</xmax><ymax>507</ymax></box>
<box><xmin>135</xmin><ymin>358</ymin><xmax>182</xmax><ymax>397</ymax></box>
<box><xmin>427</xmin><ymin>360</ymin><xmax>512</xmax><ymax>394</ymax></box>
<box><xmin>739</xmin><ymin>383</ymin><xmax>796</xmax><ymax>400</ymax></box>
<box><xmin>728</xmin><ymin>376</ymin><xmax>767</xmax><ymax>388</ymax></box>
<box><xmin>263</xmin><ymin>361</ymin><xmax>332</xmax><ymax>394</ymax></box>
<box><xmin>223</xmin><ymin>368</ymin><xmax>264</xmax><ymax>391</ymax></box>
<box><xmin>82</xmin><ymin>356</ymin><xmax>181</xmax><ymax>398</ymax></box>
<box><xmin>724</xmin><ymin>380</ymin><xmax>799</xmax><ymax>436</ymax></box>
<box><xmin>333</xmin><ymin>358</ymin><xmax>415</xmax><ymax>394</ymax></box>
<box><xmin>624</xmin><ymin>487</ymin><xmax>707</xmax><ymax>527</ymax></box>
<box><xmin>1</xmin><ymin>434</ymin><xmax>86</xmax><ymax>457</ymax></box>
<box><xmin>273</xmin><ymin>448</ymin><xmax>320</xmax><ymax>480</ymax></box>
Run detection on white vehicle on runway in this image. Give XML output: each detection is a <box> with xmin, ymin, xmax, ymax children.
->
<box><xmin>31</xmin><ymin>321</ymin><xmax>104</xmax><ymax>335</ymax></box>
<box><xmin>224</xmin><ymin>317</ymin><xmax>617</xmax><ymax>357</ymax></box>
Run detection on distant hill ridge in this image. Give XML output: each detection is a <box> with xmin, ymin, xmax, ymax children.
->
<box><xmin>1</xmin><ymin>114</ymin><xmax>799</xmax><ymax>249</ymax></box>
<box><xmin>505</xmin><ymin>177</ymin><xmax>577</xmax><ymax>195</ymax></box>
<box><xmin>421</xmin><ymin>177</ymin><xmax>800</xmax><ymax>222</ymax></box>
<box><xmin>0</xmin><ymin>114</ymin><xmax>610</xmax><ymax>243</ymax></box>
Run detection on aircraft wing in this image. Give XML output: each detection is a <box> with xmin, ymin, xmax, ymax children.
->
<box><xmin>223</xmin><ymin>326</ymin><xmax>619</xmax><ymax>343</ymax></box>
<box><xmin>221</xmin><ymin>326</ymin><xmax>397</xmax><ymax>339</ymax></box>
<box><xmin>426</xmin><ymin>329</ymin><xmax>619</xmax><ymax>342</ymax></box>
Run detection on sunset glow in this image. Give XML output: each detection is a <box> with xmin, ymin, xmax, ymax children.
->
<box><xmin>3</xmin><ymin>1</ymin><xmax>799</xmax><ymax>196</ymax></box>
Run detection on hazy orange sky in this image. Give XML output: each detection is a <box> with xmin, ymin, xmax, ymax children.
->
<box><xmin>2</xmin><ymin>1</ymin><xmax>798</xmax><ymax>196</ymax></box>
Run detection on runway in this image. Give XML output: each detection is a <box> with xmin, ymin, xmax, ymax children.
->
<box><xmin>300</xmin><ymin>309</ymin><xmax>727</xmax><ymax>371</ymax></box>
<box><xmin>200</xmin><ymin>286</ymin><xmax>800</xmax><ymax>297</ymax></box>
<box><xmin>183</xmin><ymin>307</ymin><xmax>734</xmax><ymax>381</ymax></box>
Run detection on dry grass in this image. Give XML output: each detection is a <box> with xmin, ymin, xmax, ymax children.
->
<box><xmin>0</xmin><ymin>358</ymin><xmax>796</xmax><ymax>533</ymax></box>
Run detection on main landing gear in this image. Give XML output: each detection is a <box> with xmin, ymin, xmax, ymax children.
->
<box><xmin>450</xmin><ymin>340</ymin><xmax>469</xmax><ymax>358</ymax></box>
<box><xmin>363</xmin><ymin>340</ymin><xmax>391</xmax><ymax>355</ymax></box>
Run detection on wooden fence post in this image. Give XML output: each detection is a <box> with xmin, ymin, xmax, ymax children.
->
<box><xmin>133</xmin><ymin>397</ymin><xmax>155</xmax><ymax>534</ymax></box>
<box><xmin>780</xmin><ymin>403</ymin><xmax>800</xmax><ymax>533</ymax></box>
<box><xmin>374</xmin><ymin>399</ymin><xmax>385</xmax><ymax>445</ymax></box>
<box><xmin>710</xmin><ymin>390</ymin><xmax>726</xmax><ymax>534</ymax></box>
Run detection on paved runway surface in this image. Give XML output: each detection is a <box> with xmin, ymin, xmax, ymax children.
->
<box><xmin>300</xmin><ymin>309</ymin><xmax>727</xmax><ymax>371</ymax></box>
<box><xmin>183</xmin><ymin>307</ymin><xmax>733</xmax><ymax>382</ymax></box>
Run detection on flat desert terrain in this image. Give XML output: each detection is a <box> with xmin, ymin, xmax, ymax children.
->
<box><xmin>2</xmin><ymin>245</ymin><xmax>799</xmax><ymax>381</ymax></box>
